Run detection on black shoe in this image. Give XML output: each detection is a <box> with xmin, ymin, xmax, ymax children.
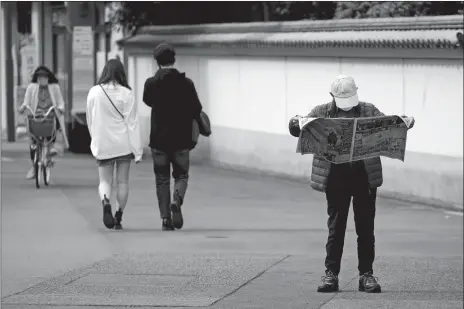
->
<box><xmin>359</xmin><ymin>271</ymin><xmax>381</xmax><ymax>293</ymax></box>
<box><xmin>114</xmin><ymin>210</ymin><xmax>123</xmax><ymax>230</ymax></box>
<box><xmin>170</xmin><ymin>202</ymin><xmax>184</xmax><ymax>229</ymax></box>
<box><xmin>162</xmin><ymin>217</ymin><xmax>175</xmax><ymax>231</ymax></box>
<box><xmin>102</xmin><ymin>195</ymin><xmax>115</xmax><ymax>229</ymax></box>
<box><xmin>317</xmin><ymin>270</ymin><xmax>339</xmax><ymax>293</ymax></box>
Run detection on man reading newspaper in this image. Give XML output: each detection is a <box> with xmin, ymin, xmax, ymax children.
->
<box><xmin>288</xmin><ymin>75</ymin><xmax>414</xmax><ymax>293</ymax></box>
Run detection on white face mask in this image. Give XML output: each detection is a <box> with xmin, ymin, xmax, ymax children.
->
<box><xmin>38</xmin><ymin>76</ymin><xmax>49</xmax><ymax>86</ymax></box>
<box><xmin>334</xmin><ymin>93</ymin><xmax>359</xmax><ymax>111</ymax></box>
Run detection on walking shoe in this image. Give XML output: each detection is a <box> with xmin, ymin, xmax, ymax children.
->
<box><xmin>317</xmin><ymin>270</ymin><xmax>339</xmax><ymax>293</ymax></box>
<box><xmin>114</xmin><ymin>210</ymin><xmax>123</xmax><ymax>230</ymax></box>
<box><xmin>170</xmin><ymin>202</ymin><xmax>184</xmax><ymax>229</ymax></box>
<box><xmin>162</xmin><ymin>217</ymin><xmax>174</xmax><ymax>231</ymax></box>
<box><xmin>102</xmin><ymin>195</ymin><xmax>115</xmax><ymax>229</ymax></box>
<box><xmin>26</xmin><ymin>167</ymin><xmax>35</xmax><ymax>179</ymax></box>
<box><xmin>359</xmin><ymin>271</ymin><xmax>381</xmax><ymax>293</ymax></box>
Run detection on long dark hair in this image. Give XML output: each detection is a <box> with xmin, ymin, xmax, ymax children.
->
<box><xmin>97</xmin><ymin>59</ymin><xmax>131</xmax><ymax>90</ymax></box>
<box><xmin>31</xmin><ymin>65</ymin><xmax>59</xmax><ymax>84</ymax></box>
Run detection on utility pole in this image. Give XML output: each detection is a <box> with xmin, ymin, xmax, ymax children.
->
<box><xmin>65</xmin><ymin>2</ymin><xmax>73</xmax><ymax>142</ymax></box>
<box><xmin>4</xmin><ymin>2</ymin><xmax>15</xmax><ymax>142</ymax></box>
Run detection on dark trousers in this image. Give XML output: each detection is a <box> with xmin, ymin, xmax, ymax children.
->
<box><xmin>324</xmin><ymin>186</ymin><xmax>377</xmax><ymax>275</ymax></box>
<box><xmin>151</xmin><ymin>148</ymin><xmax>190</xmax><ymax>219</ymax></box>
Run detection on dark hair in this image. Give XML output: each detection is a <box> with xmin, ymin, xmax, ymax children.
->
<box><xmin>153</xmin><ymin>42</ymin><xmax>176</xmax><ymax>66</ymax></box>
<box><xmin>97</xmin><ymin>59</ymin><xmax>131</xmax><ymax>90</ymax></box>
<box><xmin>31</xmin><ymin>65</ymin><xmax>59</xmax><ymax>84</ymax></box>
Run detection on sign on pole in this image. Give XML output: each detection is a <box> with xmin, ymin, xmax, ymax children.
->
<box><xmin>20</xmin><ymin>35</ymin><xmax>37</xmax><ymax>86</ymax></box>
<box><xmin>14</xmin><ymin>36</ymin><xmax>36</xmax><ymax>137</ymax></box>
<box><xmin>72</xmin><ymin>25</ymin><xmax>94</xmax><ymax>113</ymax></box>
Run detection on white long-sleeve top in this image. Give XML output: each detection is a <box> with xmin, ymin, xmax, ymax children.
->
<box><xmin>86</xmin><ymin>83</ymin><xmax>143</xmax><ymax>161</ymax></box>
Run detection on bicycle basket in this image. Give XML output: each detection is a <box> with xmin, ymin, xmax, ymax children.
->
<box><xmin>28</xmin><ymin>117</ymin><xmax>56</xmax><ymax>137</ymax></box>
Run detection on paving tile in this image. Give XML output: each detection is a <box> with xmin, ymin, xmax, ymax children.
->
<box><xmin>2</xmin><ymin>253</ymin><xmax>287</xmax><ymax>307</ymax></box>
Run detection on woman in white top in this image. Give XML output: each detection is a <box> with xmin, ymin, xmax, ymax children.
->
<box><xmin>86</xmin><ymin>59</ymin><xmax>143</xmax><ymax>230</ymax></box>
<box><xmin>19</xmin><ymin>66</ymin><xmax>69</xmax><ymax>179</ymax></box>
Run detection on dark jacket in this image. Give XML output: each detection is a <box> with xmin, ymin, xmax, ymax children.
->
<box><xmin>290</xmin><ymin>101</ymin><xmax>384</xmax><ymax>192</ymax></box>
<box><xmin>143</xmin><ymin>68</ymin><xmax>202</xmax><ymax>151</ymax></box>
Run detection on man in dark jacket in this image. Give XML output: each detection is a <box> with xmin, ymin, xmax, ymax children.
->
<box><xmin>289</xmin><ymin>75</ymin><xmax>414</xmax><ymax>294</ymax></box>
<box><xmin>143</xmin><ymin>43</ymin><xmax>203</xmax><ymax>231</ymax></box>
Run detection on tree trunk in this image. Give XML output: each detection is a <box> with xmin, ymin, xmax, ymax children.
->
<box><xmin>262</xmin><ymin>2</ymin><xmax>270</xmax><ymax>21</ymax></box>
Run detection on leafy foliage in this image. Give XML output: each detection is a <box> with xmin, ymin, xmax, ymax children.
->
<box><xmin>334</xmin><ymin>1</ymin><xmax>464</xmax><ymax>19</ymax></box>
<box><xmin>108</xmin><ymin>1</ymin><xmax>257</xmax><ymax>33</ymax></box>
<box><xmin>108</xmin><ymin>1</ymin><xmax>464</xmax><ymax>33</ymax></box>
<box><xmin>263</xmin><ymin>2</ymin><xmax>338</xmax><ymax>21</ymax></box>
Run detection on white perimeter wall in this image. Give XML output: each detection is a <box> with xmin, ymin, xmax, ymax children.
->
<box><xmin>129</xmin><ymin>53</ymin><xmax>463</xmax><ymax>158</ymax></box>
<box><xmin>127</xmin><ymin>51</ymin><xmax>463</xmax><ymax>208</ymax></box>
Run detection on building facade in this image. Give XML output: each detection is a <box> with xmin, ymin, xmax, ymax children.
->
<box><xmin>0</xmin><ymin>2</ymin><xmax>124</xmax><ymax>140</ymax></box>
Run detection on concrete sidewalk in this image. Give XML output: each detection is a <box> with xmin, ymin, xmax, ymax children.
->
<box><xmin>1</xmin><ymin>145</ymin><xmax>463</xmax><ymax>309</ymax></box>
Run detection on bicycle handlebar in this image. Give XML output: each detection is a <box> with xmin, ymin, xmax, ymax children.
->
<box><xmin>42</xmin><ymin>106</ymin><xmax>56</xmax><ymax>117</ymax></box>
<box><xmin>23</xmin><ymin>106</ymin><xmax>56</xmax><ymax>119</ymax></box>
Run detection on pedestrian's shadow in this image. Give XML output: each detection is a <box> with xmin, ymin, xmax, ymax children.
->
<box><xmin>118</xmin><ymin>228</ymin><xmax>325</xmax><ymax>233</ymax></box>
<box><xmin>109</xmin><ymin>228</ymin><xmax>168</xmax><ymax>233</ymax></box>
<box><xmin>53</xmin><ymin>183</ymin><xmax>97</xmax><ymax>189</ymax></box>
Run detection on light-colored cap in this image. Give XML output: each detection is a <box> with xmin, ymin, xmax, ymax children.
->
<box><xmin>330</xmin><ymin>75</ymin><xmax>359</xmax><ymax>109</ymax></box>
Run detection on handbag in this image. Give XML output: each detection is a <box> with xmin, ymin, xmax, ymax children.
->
<box><xmin>196</xmin><ymin>111</ymin><xmax>211</xmax><ymax>137</ymax></box>
<box><xmin>192</xmin><ymin>111</ymin><xmax>211</xmax><ymax>148</ymax></box>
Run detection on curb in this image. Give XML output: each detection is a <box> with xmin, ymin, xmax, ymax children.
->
<box><xmin>209</xmin><ymin>160</ymin><xmax>464</xmax><ymax>213</ymax></box>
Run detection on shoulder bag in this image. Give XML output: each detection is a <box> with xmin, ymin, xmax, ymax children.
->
<box><xmin>100</xmin><ymin>85</ymin><xmax>124</xmax><ymax>120</ymax></box>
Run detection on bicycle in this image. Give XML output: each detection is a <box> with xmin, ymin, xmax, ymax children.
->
<box><xmin>22</xmin><ymin>106</ymin><xmax>57</xmax><ymax>189</ymax></box>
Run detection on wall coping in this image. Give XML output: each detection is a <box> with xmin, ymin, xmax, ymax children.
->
<box><xmin>119</xmin><ymin>15</ymin><xmax>464</xmax><ymax>53</ymax></box>
<box><xmin>124</xmin><ymin>45</ymin><xmax>464</xmax><ymax>60</ymax></box>
<box><xmin>133</xmin><ymin>15</ymin><xmax>463</xmax><ymax>35</ymax></box>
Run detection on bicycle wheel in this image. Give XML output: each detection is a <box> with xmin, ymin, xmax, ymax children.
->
<box><xmin>43</xmin><ymin>143</ymin><xmax>53</xmax><ymax>186</ymax></box>
<box><xmin>34</xmin><ymin>145</ymin><xmax>41</xmax><ymax>189</ymax></box>
<box><xmin>43</xmin><ymin>165</ymin><xmax>50</xmax><ymax>186</ymax></box>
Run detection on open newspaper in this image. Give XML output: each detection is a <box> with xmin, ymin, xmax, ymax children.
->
<box><xmin>296</xmin><ymin>115</ymin><xmax>414</xmax><ymax>164</ymax></box>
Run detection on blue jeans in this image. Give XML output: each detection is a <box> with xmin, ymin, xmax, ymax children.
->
<box><xmin>151</xmin><ymin>149</ymin><xmax>190</xmax><ymax>219</ymax></box>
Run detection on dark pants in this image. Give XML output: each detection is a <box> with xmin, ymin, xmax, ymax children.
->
<box><xmin>324</xmin><ymin>185</ymin><xmax>377</xmax><ymax>275</ymax></box>
<box><xmin>151</xmin><ymin>148</ymin><xmax>190</xmax><ymax>219</ymax></box>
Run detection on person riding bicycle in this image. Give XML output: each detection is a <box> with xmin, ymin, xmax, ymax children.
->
<box><xmin>19</xmin><ymin>66</ymin><xmax>69</xmax><ymax>179</ymax></box>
